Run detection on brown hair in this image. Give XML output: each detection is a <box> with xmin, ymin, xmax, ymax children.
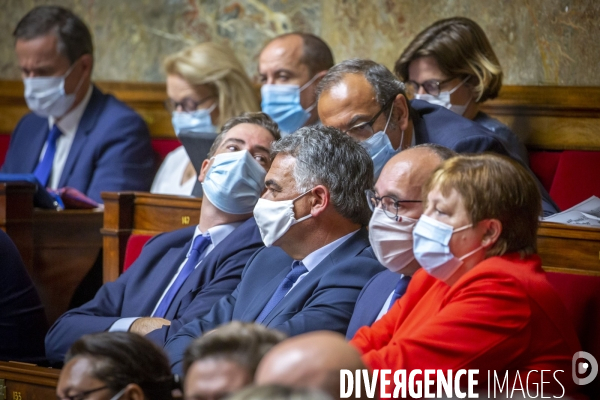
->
<box><xmin>423</xmin><ymin>154</ymin><xmax>541</xmax><ymax>257</ymax></box>
<box><xmin>263</xmin><ymin>32</ymin><xmax>334</xmax><ymax>77</ymax></box>
<box><xmin>395</xmin><ymin>17</ymin><xmax>502</xmax><ymax>103</ymax></box>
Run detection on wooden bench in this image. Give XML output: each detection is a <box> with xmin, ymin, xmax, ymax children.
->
<box><xmin>0</xmin><ymin>361</ymin><xmax>60</xmax><ymax>400</ymax></box>
<box><xmin>0</xmin><ymin>182</ymin><xmax>103</xmax><ymax>325</ymax></box>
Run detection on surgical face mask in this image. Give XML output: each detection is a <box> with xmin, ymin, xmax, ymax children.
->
<box><xmin>369</xmin><ymin>207</ymin><xmax>417</xmax><ymax>273</ymax></box>
<box><xmin>171</xmin><ymin>102</ymin><xmax>217</xmax><ymax>136</ymax></box>
<box><xmin>23</xmin><ymin>60</ymin><xmax>85</xmax><ymax>118</ymax></box>
<box><xmin>412</xmin><ymin>214</ymin><xmax>483</xmax><ymax>282</ymax></box>
<box><xmin>414</xmin><ymin>76</ymin><xmax>470</xmax><ymax>116</ymax></box>
<box><xmin>253</xmin><ymin>189</ymin><xmax>313</xmax><ymax>247</ymax></box>
<box><xmin>360</xmin><ymin>108</ymin><xmax>399</xmax><ymax>179</ymax></box>
<box><xmin>201</xmin><ymin>150</ymin><xmax>267</xmax><ymax>214</ymax></box>
<box><xmin>261</xmin><ymin>74</ymin><xmax>320</xmax><ymax>135</ymax></box>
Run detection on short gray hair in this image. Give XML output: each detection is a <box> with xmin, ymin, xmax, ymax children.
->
<box><xmin>271</xmin><ymin>125</ymin><xmax>373</xmax><ymax>226</ymax></box>
<box><xmin>410</xmin><ymin>143</ymin><xmax>457</xmax><ymax>161</ymax></box>
<box><xmin>316</xmin><ymin>58</ymin><xmax>416</xmax><ymax>119</ymax></box>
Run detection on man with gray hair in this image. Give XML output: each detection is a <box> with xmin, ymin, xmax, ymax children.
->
<box><xmin>316</xmin><ymin>58</ymin><xmax>557</xmax><ymax>215</ymax></box>
<box><xmin>164</xmin><ymin>126</ymin><xmax>385</xmax><ymax>374</ymax></box>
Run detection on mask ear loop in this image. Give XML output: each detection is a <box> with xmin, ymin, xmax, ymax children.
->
<box><xmin>299</xmin><ymin>73</ymin><xmax>322</xmax><ymax>113</ymax></box>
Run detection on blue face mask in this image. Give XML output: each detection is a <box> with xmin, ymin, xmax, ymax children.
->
<box><xmin>412</xmin><ymin>214</ymin><xmax>481</xmax><ymax>282</ymax></box>
<box><xmin>201</xmin><ymin>150</ymin><xmax>267</xmax><ymax>214</ymax></box>
<box><xmin>171</xmin><ymin>102</ymin><xmax>217</xmax><ymax>136</ymax></box>
<box><xmin>360</xmin><ymin>108</ymin><xmax>399</xmax><ymax>179</ymax></box>
<box><xmin>260</xmin><ymin>74</ymin><xmax>320</xmax><ymax>135</ymax></box>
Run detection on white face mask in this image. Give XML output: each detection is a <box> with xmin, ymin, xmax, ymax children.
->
<box><xmin>368</xmin><ymin>207</ymin><xmax>417</xmax><ymax>273</ymax></box>
<box><xmin>414</xmin><ymin>76</ymin><xmax>471</xmax><ymax>116</ymax></box>
<box><xmin>23</xmin><ymin>60</ymin><xmax>84</xmax><ymax>118</ymax></box>
<box><xmin>253</xmin><ymin>189</ymin><xmax>313</xmax><ymax>247</ymax></box>
<box><xmin>412</xmin><ymin>214</ymin><xmax>483</xmax><ymax>282</ymax></box>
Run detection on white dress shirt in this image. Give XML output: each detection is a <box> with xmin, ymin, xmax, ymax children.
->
<box><xmin>109</xmin><ymin>221</ymin><xmax>242</xmax><ymax>332</ymax></box>
<box><xmin>42</xmin><ymin>85</ymin><xmax>93</xmax><ymax>189</ymax></box>
<box><xmin>150</xmin><ymin>146</ymin><xmax>195</xmax><ymax>196</ymax></box>
<box><xmin>286</xmin><ymin>229</ymin><xmax>359</xmax><ymax>295</ymax></box>
<box><xmin>374</xmin><ymin>274</ymin><xmax>407</xmax><ymax>322</ymax></box>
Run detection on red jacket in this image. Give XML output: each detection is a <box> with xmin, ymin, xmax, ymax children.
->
<box><xmin>351</xmin><ymin>254</ymin><xmax>581</xmax><ymax>397</ymax></box>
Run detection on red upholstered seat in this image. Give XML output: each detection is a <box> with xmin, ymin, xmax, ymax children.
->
<box><xmin>0</xmin><ymin>134</ymin><xmax>11</xmax><ymax>166</ymax></box>
<box><xmin>529</xmin><ymin>150</ymin><xmax>561</xmax><ymax>193</ymax></box>
<box><xmin>549</xmin><ymin>150</ymin><xmax>600</xmax><ymax>211</ymax></box>
<box><xmin>122</xmin><ymin>234</ymin><xmax>154</xmax><ymax>272</ymax></box>
<box><xmin>151</xmin><ymin>139</ymin><xmax>181</xmax><ymax>164</ymax></box>
<box><xmin>546</xmin><ymin>272</ymin><xmax>600</xmax><ymax>397</ymax></box>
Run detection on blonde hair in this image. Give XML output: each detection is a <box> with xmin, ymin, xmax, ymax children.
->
<box><xmin>164</xmin><ymin>42</ymin><xmax>260</xmax><ymax>128</ymax></box>
<box><xmin>423</xmin><ymin>154</ymin><xmax>541</xmax><ymax>258</ymax></box>
<box><xmin>395</xmin><ymin>17</ymin><xmax>503</xmax><ymax>103</ymax></box>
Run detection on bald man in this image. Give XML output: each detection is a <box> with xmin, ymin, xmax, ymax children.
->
<box><xmin>346</xmin><ymin>144</ymin><xmax>456</xmax><ymax>339</ymax></box>
<box><xmin>258</xmin><ymin>33</ymin><xmax>334</xmax><ymax>134</ymax></box>
<box><xmin>255</xmin><ymin>331</ymin><xmax>366</xmax><ymax>400</ymax></box>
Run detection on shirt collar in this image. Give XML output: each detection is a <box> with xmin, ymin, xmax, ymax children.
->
<box><xmin>48</xmin><ymin>84</ymin><xmax>93</xmax><ymax>137</ymax></box>
<box><xmin>189</xmin><ymin>221</ymin><xmax>244</xmax><ymax>257</ymax></box>
<box><xmin>300</xmin><ymin>229</ymin><xmax>358</xmax><ymax>272</ymax></box>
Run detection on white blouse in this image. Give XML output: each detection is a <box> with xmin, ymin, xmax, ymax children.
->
<box><xmin>150</xmin><ymin>146</ymin><xmax>196</xmax><ymax>196</ymax></box>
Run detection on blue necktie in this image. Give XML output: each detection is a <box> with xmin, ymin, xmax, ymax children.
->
<box><xmin>153</xmin><ymin>233</ymin><xmax>212</xmax><ymax>318</ymax></box>
<box><xmin>388</xmin><ymin>275</ymin><xmax>411</xmax><ymax>311</ymax></box>
<box><xmin>33</xmin><ymin>125</ymin><xmax>62</xmax><ymax>187</ymax></box>
<box><xmin>255</xmin><ymin>260</ymin><xmax>308</xmax><ymax>323</ymax></box>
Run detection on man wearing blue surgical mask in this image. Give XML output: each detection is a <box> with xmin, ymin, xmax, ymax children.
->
<box><xmin>316</xmin><ymin>58</ymin><xmax>559</xmax><ymax>216</ymax></box>
<box><xmin>2</xmin><ymin>6</ymin><xmax>154</xmax><ymax>203</ymax></box>
<box><xmin>258</xmin><ymin>33</ymin><xmax>334</xmax><ymax>135</ymax></box>
<box><xmin>45</xmin><ymin>112</ymin><xmax>280</xmax><ymax>365</ymax></box>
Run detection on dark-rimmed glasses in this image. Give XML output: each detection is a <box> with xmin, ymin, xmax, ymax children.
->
<box><xmin>343</xmin><ymin>95</ymin><xmax>397</xmax><ymax>140</ymax></box>
<box><xmin>365</xmin><ymin>189</ymin><xmax>422</xmax><ymax>221</ymax></box>
<box><xmin>57</xmin><ymin>385</ymin><xmax>109</xmax><ymax>400</ymax></box>
<box><xmin>404</xmin><ymin>77</ymin><xmax>455</xmax><ymax>98</ymax></box>
<box><xmin>164</xmin><ymin>95</ymin><xmax>216</xmax><ymax>113</ymax></box>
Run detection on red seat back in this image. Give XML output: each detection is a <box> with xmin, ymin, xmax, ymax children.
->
<box><xmin>549</xmin><ymin>150</ymin><xmax>600</xmax><ymax>211</ymax></box>
<box><xmin>0</xmin><ymin>134</ymin><xmax>11</xmax><ymax>166</ymax></box>
<box><xmin>151</xmin><ymin>139</ymin><xmax>181</xmax><ymax>164</ymax></box>
<box><xmin>529</xmin><ymin>150</ymin><xmax>562</xmax><ymax>193</ymax></box>
<box><xmin>546</xmin><ymin>272</ymin><xmax>600</xmax><ymax>397</ymax></box>
<box><xmin>123</xmin><ymin>234</ymin><xmax>154</xmax><ymax>272</ymax></box>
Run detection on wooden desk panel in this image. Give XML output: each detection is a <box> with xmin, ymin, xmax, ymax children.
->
<box><xmin>0</xmin><ymin>361</ymin><xmax>60</xmax><ymax>400</ymax></box>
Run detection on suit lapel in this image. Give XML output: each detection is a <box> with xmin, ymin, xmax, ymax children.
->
<box><xmin>25</xmin><ymin>123</ymin><xmax>50</xmax><ymax>173</ymax></box>
<box><xmin>58</xmin><ymin>87</ymin><xmax>104</xmax><ymax>187</ymax></box>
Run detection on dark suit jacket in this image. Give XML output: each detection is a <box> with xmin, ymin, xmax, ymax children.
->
<box><xmin>45</xmin><ymin>217</ymin><xmax>263</xmax><ymax>364</ymax></box>
<box><xmin>411</xmin><ymin>100</ymin><xmax>558</xmax><ymax>215</ymax></box>
<box><xmin>346</xmin><ymin>269</ymin><xmax>402</xmax><ymax>339</ymax></box>
<box><xmin>163</xmin><ymin>228</ymin><xmax>385</xmax><ymax>374</ymax></box>
<box><xmin>0</xmin><ymin>230</ymin><xmax>47</xmax><ymax>364</ymax></box>
<box><xmin>1</xmin><ymin>86</ymin><xmax>155</xmax><ymax>203</ymax></box>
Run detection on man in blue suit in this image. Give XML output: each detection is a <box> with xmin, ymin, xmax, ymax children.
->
<box><xmin>0</xmin><ymin>230</ymin><xmax>47</xmax><ymax>364</ymax></box>
<box><xmin>1</xmin><ymin>6</ymin><xmax>154</xmax><ymax>203</ymax></box>
<box><xmin>45</xmin><ymin>112</ymin><xmax>281</xmax><ymax>364</ymax></box>
<box><xmin>164</xmin><ymin>126</ymin><xmax>385</xmax><ymax>374</ymax></box>
<box><xmin>316</xmin><ymin>58</ymin><xmax>558</xmax><ymax>216</ymax></box>
<box><xmin>345</xmin><ymin>144</ymin><xmax>454</xmax><ymax>339</ymax></box>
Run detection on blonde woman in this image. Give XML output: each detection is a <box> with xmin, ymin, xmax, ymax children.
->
<box><xmin>395</xmin><ymin>17</ymin><xmax>528</xmax><ymax>163</ymax></box>
<box><xmin>151</xmin><ymin>42</ymin><xmax>260</xmax><ymax>195</ymax></box>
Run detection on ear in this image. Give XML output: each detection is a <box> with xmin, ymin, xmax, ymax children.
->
<box><xmin>80</xmin><ymin>54</ymin><xmax>93</xmax><ymax>79</ymax></box>
<box><xmin>393</xmin><ymin>93</ymin><xmax>410</xmax><ymax>132</ymax></box>
<box><xmin>308</xmin><ymin>185</ymin><xmax>330</xmax><ymax>218</ymax></box>
<box><xmin>480</xmin><ymin>218</ymin><xmax>502</xmax><ymax>248</ymax></box>
<box><xmin>123</xmin><ymin>383</ymin><xmax>145</xmax><ymax>400</ymax></box>
<box><xmin>198</xmin><ymin>158</ymin><xmax>211</xmax><ymax>183</ymax></box>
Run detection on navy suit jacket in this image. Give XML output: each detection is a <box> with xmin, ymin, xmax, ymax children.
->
<box><xmin>411</xmin><ymin>100</ymin><xmax>558</xmax><ymax>215</ymax></box>
<box><xmin>0</xmin><ymin>230</ymin><xmax>48</xmax><ymax>364</ymax></box>
<box><xmin>164</xmin><ymin>228</ymin><xmax>385</xmax><ymax>374</ymax></box>
<box><xmin>1</xmin><ymin>86</ymin><xmax>155</xmax><ymax>203</ymax></box>
<box><xmin>45</xmin><ymin>217</ymin><xmax>263</xmax><ymax>364</ymax></box>
<box><xmin>346</xmin><ymin>269</ymin><xmax>402</xmax><ymax>339</ymax></box>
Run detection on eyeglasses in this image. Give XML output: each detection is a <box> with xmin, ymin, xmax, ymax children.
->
<box><xmin>365</xmin><ymin>189</ymin><xmax>422</xmax><ymax>221</ymax></box>
<box><xmin>343</xmin><ymin>95</ymin><xmax>397</xmax><ymax>140</ymax></box>
<box><xmin>404</xmin><ymin>77</ymin><xmax>455</xmax><ymax>97</ymax></box>
<box><xmin>164</xmin><ymin>95</ymin><xmax>216</xmax><ymax>113</ymax></box>
<box><xmin>57</xmin><ymin>385</ymin><xmax>109</xmax><ymax>400</ymax></box>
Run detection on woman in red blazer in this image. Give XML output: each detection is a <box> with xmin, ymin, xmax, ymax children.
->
<box><xmin>351</xmin><ymin>154</ymin><xmax>581</xmax><ymax>397</ymax></box>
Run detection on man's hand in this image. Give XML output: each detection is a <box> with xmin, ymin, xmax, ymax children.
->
<box><xmin>129</xmin><ymin>317</ymin><xmax>171</xmax><ymax>335</ymax></box>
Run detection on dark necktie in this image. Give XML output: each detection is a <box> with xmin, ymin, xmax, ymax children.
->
<box><xmin>255</xmin><ymin>260</ymin><xmax>308</xmax><ymax>323</ymax></box>
<box><xmin>153</xmin><ymin>233</ymin><xmax>212</xmax><ymax>318</ymax></box>
<box><xmin>388</xmin><ymin>275</ymin><xmax>411</xmax><ymax>311</ymax></box>
<box><xmin>33</xmin><ymin>124</ymin><xmax>62</xmax><ymax>187</ymax></box>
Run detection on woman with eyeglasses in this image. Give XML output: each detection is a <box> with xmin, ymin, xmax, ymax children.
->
<box><xmin>350</xmin><ymin>154</ymin><xmax>580</xmax><ymax>397</ymax></box>
<box><xmin>151</xmin><ymin>42</ymin><xmax>260</xmax><ymax>196</ymax></box>
<box><xmin>56</xmin><ymin>332</ymin><xmax>176</xmax><ymax>400</ymax></box>
<box><xmin>394</xmin><ymin>17</ymin><xmax>529</xmax><ymax>163</ymax></box>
